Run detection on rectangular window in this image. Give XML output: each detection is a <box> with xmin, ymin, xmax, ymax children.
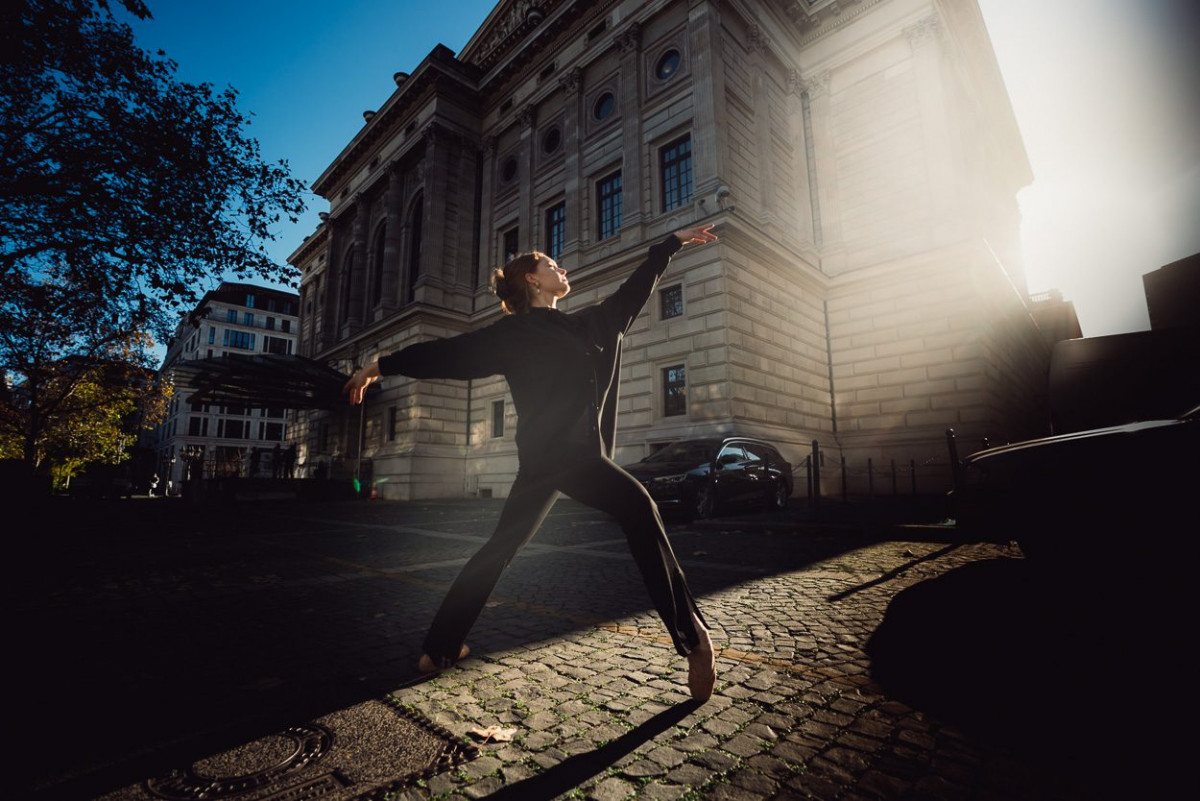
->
<box><xmin>188</xmin><ymin>416</ymin><xmax>203</xmax><ymax>436</ymax></box>
<box><xmin>226</xmin><ymin>404</ymin><xmax>246</xmax><ymax>416</ymax></box>
<box><xmin>663</xmin><ymin>364</ymin><xmax>687</xmax><ymax>417</ymax></box>
<box><xmin>208</xmin><ymin>326</ymin><xmax>215</xmax><ymax>345</ymax></box>
<box><xmin>263</xmin><ymin>335</ymin><xmax>289</xmax><ymax>355</ymax></box>
<box><xmin>281</xmin><ymin>319</ymin><xmax>291</xmax><ymax>333</ymax></box>
<box><xmin>263</xmin><ymin>422</ymin><xmax>284</xmax><ymax>441</ymax></box>
<box><xmin>222</xmin><ymin>419</ymin><xmax>246</xmax><ymax>439</ymax></box>
<box><xmin>246</xmin><ymin>294</ymin><xmax>256</xmax><ymax>308</ymax></box>
<box><xmin>265</xmin><ymin>317</ymin><xmax>275</xmax><ymax>330</ymax></box>
<box><xmin>660</xmin><ymin>284</ymin><xmax>684</xmax><ymax>320</ymax></box>
<box><xmin>243</xmin><ymin>312</ymin><xmax>254</xmax><ymax>326</ymax></box>
<box><xmin>545</xmin><ymin>203</ymin><xmax>566</xmax><ymax>261</ymax></box>
<box><xmin>597</xmin><ymin>171</ymin><xmax>622</xmax><ymax>240</ymax></box>
<box><xmin>661</xmin><ymin>135</ymin><xmax>693</xmax><ymax>212</ymax></box>
<box><xmin>225</xmin><ymin>330</ymin><xmax>255</xmax><ymax>350</ymax></box>
<box><xmin>503</xmin><ymin>226</ymin><xmax>519</xmax><ymax>262</ymax></box>
<box><xmin>492</xmin><ymin>400</ymin><xmax>505</xmax><ymax>438</ymax></box>
<box><xmin>226</xmin><ymin>309</ymin><xmax>237</xmax><ymax>323</ymax></box>
<box><xmin>388</xmin><ymin>407</ymin><xmax>398</xmax><ymax>442</ymax></box>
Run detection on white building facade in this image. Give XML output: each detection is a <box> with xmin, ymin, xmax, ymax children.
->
<box><xmin>155</xmin><ymin>283</ymin><xmax>300</xmax><ymax>488</ymax></box>
<box><xmin>290</xmin><ymin>0</ymin><xmax>1049</xmax><ymax>501</ymax></box>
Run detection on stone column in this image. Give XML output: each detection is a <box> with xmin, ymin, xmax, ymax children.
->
<box><xmin>517</xmin><ymin>105</ymin><xmax>536</xmax><ymax>252</ymax></box>
<box><xmin>348</xmin><ymin>196</ymin><xmax>367</xmax><ymax>327</ymax></box>
<box><xmin>749</xmin><ymin>24</ymin><xmax>775</xmax><ymax>228</ymax></box>
<box><xmin>559</xmin><ymin>68</ymin><xmax>583</xmax><ymax>259</ymax></box>
<box><xmin>616</xmin><ymin>22</ymin><xmax>645</xmax><ymax>240</ymax></box>
<box><xmin>803</xmin><ymin>70</ymin><xmax>845</xmax><ymax>272</ymax></box>
<box><xmin>419</xmin><ymin>122</ymin><xmax>449</xmax><ymax>297</ymax></box>
<box><xmin>788</xmin><ymin>69</ymin><xmax>816</xmax><ymax>249</ymax></box>
<box><xmin>382</xmin><ymin>166</ymin><xmax>403</xmax><ymax>310</ymax></box>
<box><xmin>477</xmin><ymin>136</ymin><xmax>498</xmax><ymax>290</ymax></box>
<box><xmin>688</xmin><ymin>0</ymin><xmax>728</xmax><ymax>198</ymax></box>
<box><xmin>906</xmin><ymin>15</ymin><xmax>962</xmax><ymax>245</ymax></box>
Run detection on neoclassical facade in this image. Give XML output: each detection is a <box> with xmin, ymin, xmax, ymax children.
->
<box><xmin>289</xmin><ymin>0</ymin><xmax>1049</xmax><ymax>500</ymax></box>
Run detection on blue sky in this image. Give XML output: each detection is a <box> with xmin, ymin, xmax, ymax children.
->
<box><xmin>128</xmin><ymin>0</ymin><xmax>1199</xmax><ymax>339</ymax></box>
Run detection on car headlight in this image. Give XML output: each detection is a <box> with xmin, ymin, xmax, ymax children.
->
<box><xmin>651</xmin><ymin>473</ymin><xmax>689</xmax><ymax>484</ymax></box>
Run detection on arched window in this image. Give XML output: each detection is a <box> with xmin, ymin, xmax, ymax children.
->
<box><xmin>370</xmin><ymin>222</ymin><xmax>387</xmax><ymax>307</ymax></box>
<box><xmin>406</xmin><ymin>193</ymin><xmax>423</xmax><ymax>304</ymax></box>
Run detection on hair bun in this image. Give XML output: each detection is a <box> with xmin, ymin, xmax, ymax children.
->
<box><xmin>490</xmin><ymin>269</ymin><xmax>509</xmax><ymax>298</ymax></box>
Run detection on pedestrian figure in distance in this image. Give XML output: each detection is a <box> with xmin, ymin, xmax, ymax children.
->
<box><xmin>344</xmin><ymin>225</ymin><xmax>720</xmax><ymax>701</ymax></box>
<box><xmin>271</xmin><ymin>442</ymin><xmax>281</xmax><ymax>479</ymax></box>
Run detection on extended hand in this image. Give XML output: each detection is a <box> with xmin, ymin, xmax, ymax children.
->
<box><xmin>343</xmin><ymin>363</ymin><xmax>381</xmax><ymax>405</ymax></box>
<box><xmin>674</xmin><ymin>224</ymin><xmax>718</xmax><ymax>246</ymax></box>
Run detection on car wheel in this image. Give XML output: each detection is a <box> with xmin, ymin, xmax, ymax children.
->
<box><xmin>770</xmin><ymin>480</ymin><xmax>789</xmax><ymax>510</ymax></box>
<box><xmin>694</xmin><ymin>482</ymin><xmax>716</xmax><ymax>520</ymax></box>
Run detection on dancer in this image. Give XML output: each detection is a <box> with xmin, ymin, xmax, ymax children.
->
<box><xmin>344</xmin><ymin>225</ymin><xmax>719</xmax><ymax>700</ymax></box>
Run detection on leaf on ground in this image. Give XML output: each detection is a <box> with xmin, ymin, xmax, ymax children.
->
<box><xmin>468</xmin><ymin>725</ymin><xmax>518</xmax><ymax>743</ymax></box>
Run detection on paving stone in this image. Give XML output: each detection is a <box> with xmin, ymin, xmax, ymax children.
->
<box><xmin>666</xmin><ymin>762</ymin><xmax>715</xmax><ymax>786</ymax></box>
<box><xmin>589</xmin><ymin>776</ymin><xmax>636</xmax><ymax>801</ymax></box>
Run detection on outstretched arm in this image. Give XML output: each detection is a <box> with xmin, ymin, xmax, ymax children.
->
<box><xmin>343</xmin><ymin>363</ymin><xmax>381</xmax><ymax>405</ymax></box>
<box><xmin>598</xmin><ymin>224</ymin><xmax>719</xmax><ymax>336</ymax></box>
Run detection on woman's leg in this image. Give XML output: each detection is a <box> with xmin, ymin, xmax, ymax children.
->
<box><xmin>421</xmin><ymin>470</ymin><xmax>560</xmax><ymax>667</ymax></box>
<box><xmin>556</xmin><ymin>457</ymin><xmax>709</xmax><ymax>657</ymax></box>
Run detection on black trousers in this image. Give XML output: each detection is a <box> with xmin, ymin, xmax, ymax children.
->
<box><xmin>422</xmin><ymin>455</ymin><xmax>708</xmax><ymax>666</ymax></box>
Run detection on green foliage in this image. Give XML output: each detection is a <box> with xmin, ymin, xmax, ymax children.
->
<box><xmin>0</xmin><ymin>0</ymin><xmax>307</xmax><ymax>339</ymax></box>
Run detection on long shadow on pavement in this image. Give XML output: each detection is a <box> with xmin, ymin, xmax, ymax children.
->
<box><xmin>19</xmin><ymin>496</ymin><xmax>897</xmax><ymax>800</ymax></box>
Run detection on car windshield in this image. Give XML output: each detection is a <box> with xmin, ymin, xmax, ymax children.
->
<box><xmin>643</xmin><ymin>441</ymin><xmax>716</xmax><ymax>464</ymax></box>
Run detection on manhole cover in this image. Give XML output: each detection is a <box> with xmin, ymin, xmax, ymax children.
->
<box><xmin>97</xmin><ymin>699</ymin><xmax>479</xmax><ymax>801</ymax></box>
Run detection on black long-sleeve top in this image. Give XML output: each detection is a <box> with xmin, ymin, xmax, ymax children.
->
<box><xmin>378</xmin><ymin>234</ymin><xmax>684</xmax><ymax>474</ymax></box>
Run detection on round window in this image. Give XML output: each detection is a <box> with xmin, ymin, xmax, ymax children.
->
<box><xmin>501</xmin><ymin>156</ymin><xmax>518</xmax><ymax>182</ymax></box>
<box><xmin>656</xmin><ymin>49</ymin><xmax>681</xmax><ymax>80</ymax></box>
<box><xmin>542</xmin><ymin>126</ymin><xmax>561</xmax><ymax>154</ymax></box>
<box><xmin>593</xmin><ymin>91</ymin><xmax>615</xmax><ymax>121</ymax></box>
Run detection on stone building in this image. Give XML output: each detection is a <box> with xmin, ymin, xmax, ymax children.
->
<box><xmin>155</xmin><ymin>283</ymin><xmax>300</xmax><ymax>488</ymax></box>
<box><xmin>289</xmin><ymin>0</ymin><xmax>1049</xmax><ymax>501</ymax></box>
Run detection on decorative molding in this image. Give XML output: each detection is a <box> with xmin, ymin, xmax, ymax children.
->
<box><xmin>904</xmin><ymin>15</ymin><xmax>943</xmax><ymax>49</ymax></box>
<box><xmin>614</xmin><ymin>22</ymin><xmax>641</xmax><ymax>54</ymax></box>
<box><xmin>517</xmin><ymin>104</ymin><xmax>537</xmax><ymax>128</ymax></box>
<box><xmin>559</xmin><ymin>66</ymin><xmax>583</xmax><ymax>94</ymax></box>
<box><xmin>800</xmin><ymin>70</ymin><xmax>831</xmax><ymax>99</ymax></box>
<box><xmin>747</xmin><ymin>24</ymin><xmax>772</xmax><ymax>55</ymax></box>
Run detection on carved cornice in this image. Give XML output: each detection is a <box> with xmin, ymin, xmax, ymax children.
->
<box><xmin>747</xmin><ymin>24</ymin><xmax>772</xmax><ymax>55</ymax></box>
<box><xmin>517</xmin><ymin>104</ymin><xmax>537</xmax><ymax>128</ymax></box>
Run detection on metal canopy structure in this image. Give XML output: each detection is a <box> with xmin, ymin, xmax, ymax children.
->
<box><xmin>169</xmin><ymin>354</ymin><xmax>351</xmax><ymax>410</ymax></box>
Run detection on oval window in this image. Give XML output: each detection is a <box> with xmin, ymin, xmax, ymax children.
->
<box><xmin>501</xmin><ymin>156</ymin><xmax>518</xmax><ymax>182</ymax></box>
<box><xmin>656</xmin><ymin>49</ymin><xmax>681</xmax><ymax>80</ymax></box>
<box><xmin>542</xmin><ymin>126</ymin><xmax>561</xmax><ymax>154</ymax></box>
<box><xmin>593</xmin><ymin>91</ymin><xmax>615</xmax><ymax>121</ymax></box>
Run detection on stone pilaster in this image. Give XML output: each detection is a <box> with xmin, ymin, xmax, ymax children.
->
<box><xmin>688</xmin><ymin>0</ymin><xmax>727</xmax><ymax>197</ymax></box>
<box><xmin>616</xmin><ymin>23</ymin><xmax>645</xmax><ymax>239</ymax></box>
<box><xmin>906</xmin><ymin>15</ymin><xmax>961</xmax><ymax>244</ymax></box>
<box><xmin>788</xmin><ymin>69</ymin><xmax>816</xmax><ymax>249</ymax></box>
<box><xmin>802</xmin><ymin>70</ymin><xmax>845</xmax><ymax>272</ymax></box>
<box><xmin>517</xmin><ymin>105</ymin><xmax>536</xmax><ymax>253</ymax></box>
<box><xmin>559</xmin><ymin>68</ymin><xmax>584</xmax><ymax>259</ymax></box>
<box><xmin>381</xmin><ymin>166</ymin><xmax>403</xmax><ymax>310</ymax></box>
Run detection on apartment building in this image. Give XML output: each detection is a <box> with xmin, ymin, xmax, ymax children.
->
<box><xmin>155</xmin><ymin>282</ymin><xmax>300</xmax><ymax>488</ymax></box>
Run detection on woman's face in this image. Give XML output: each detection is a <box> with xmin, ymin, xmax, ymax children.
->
<box><xmin>529</xmin><ymin>255</ymin><xmax>570</xmax><ymax>299</ymax></box>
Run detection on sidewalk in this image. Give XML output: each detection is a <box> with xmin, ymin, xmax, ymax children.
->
<box><xmin>19</xmin><ymin>496</ymin><xmax>1186</xmax><ymax>800</ymax></box>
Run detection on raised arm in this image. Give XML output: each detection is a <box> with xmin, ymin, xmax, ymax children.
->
<box><xmin>597</xmin><ymin>225</ymin><xmax>718</xmax><ymax>336</ymax></box>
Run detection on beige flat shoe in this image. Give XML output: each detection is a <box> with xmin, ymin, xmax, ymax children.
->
<box><xmin>687</xmin><ymin>637</ymin><xmax>716</xmax><ymax>701</ymax></box>
<box><xmin>418</xmin><ymin>643</ymin><xmax>470</xmax><ymax>674</ymax></box>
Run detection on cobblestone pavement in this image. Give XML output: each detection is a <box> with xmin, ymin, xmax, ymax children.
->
<box><xmin>18</xmin><ymin>497</ymin><xmax>1186</xmax><ymax>800</ymax></box>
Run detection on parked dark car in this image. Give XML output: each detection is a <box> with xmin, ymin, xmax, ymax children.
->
<box><xmin>623</xmin><ymin>436</ymin><xmax>794</xmax><ymax>519</ymax></box>
<box><xmin>952</xmin><ymin>403</ymin><xmax>1200</xmax><ymax>570</ymax></box>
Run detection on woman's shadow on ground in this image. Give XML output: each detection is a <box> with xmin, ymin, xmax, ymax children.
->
<box><xmin>864</xmin><ymin>556</ymin><xmax>1190</xmax><ymax>799</ymax></box>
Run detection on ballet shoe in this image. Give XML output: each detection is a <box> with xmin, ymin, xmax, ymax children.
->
<box><xmin>687</xmin><ymin>636</ymin><xmax>716</xmax><ymax>701</ymax></box>
<box><xmin>418</xmin><ymin>643</ymin><xmax>470</xmax><ymax>674</ymax></box>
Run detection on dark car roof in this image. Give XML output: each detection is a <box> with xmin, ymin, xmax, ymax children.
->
<box><xmin>963</xmin><ymin>405</ymin><xmax>1198</xmax><ymax>464</ymax></box>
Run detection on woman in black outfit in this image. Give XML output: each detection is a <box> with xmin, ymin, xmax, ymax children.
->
<box><xmin>344</xmin><ymin>224</ymin><xmax>719</xmax><ymax>700</ymax></box>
